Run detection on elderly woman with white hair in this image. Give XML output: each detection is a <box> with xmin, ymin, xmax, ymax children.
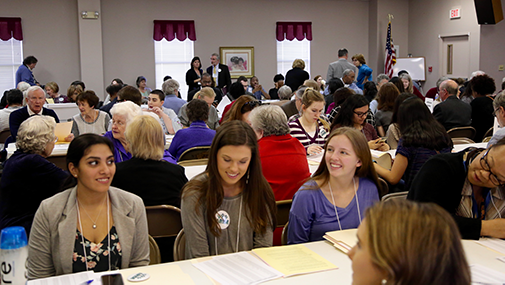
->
<box><xmin>0</xmin><ymin>115</ymin><xmax>68</xmax><ymax>237</ymax></box>
<box><xmin>103</xmin><ymin>101</ymin><xmax>142</xmax><ymax>163</ymax></box>
<box><xmin>249</xmin><ymin>104</ymin><xmax>310</xmax><ymax>201</ymax></box>
<box><xmin>269</xmin><ymin>85</ymin><xmax>293</xmax><ymax>107</ymax></box>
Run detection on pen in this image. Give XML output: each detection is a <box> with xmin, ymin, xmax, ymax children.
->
<box><xmin>80</xmin><ymin>280</ymin><xmax>94</xmax><ymax>285</ymax></box>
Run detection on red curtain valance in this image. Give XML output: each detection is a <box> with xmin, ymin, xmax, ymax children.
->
<box><xmin>276</xmin><ymin>22</ymin><xmax>312</xmax><ymax>41</ymax></box>
<box><xmin>0</xmin><ymin>17</ymin><xmax>23</xmax><ymax>41</ymax></box>
<box><xmin>153</xmin><ymin>20</ymin><xmax>196</xmax><ymax>41</ymax></box>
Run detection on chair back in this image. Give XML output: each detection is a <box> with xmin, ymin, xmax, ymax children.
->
<box><xmin>148</xmin><ymin>235</ymin><xmax>161</xmax><ymax>265</ymax></box>
<box><xmin>381</xmin><ymin>191</ymin><xmax>408</xmax><ymax>202</ymax></box>
<box><xmin>281</xmin><ymin>221</ymin><xmax>289</xmax><ymax>245</ymax></box>
<box><xmin>377</xmin><ymin>177</ymin><xmax>389</xmax><ymax>199</ymax></box>
<box><xmin>178</xmin><ymin>146</ymin><xmax>211</xmax><ymax>162</ymax></box>
<box><xmin>177</xmin><ymin>158</ymin><xmax>208</xmax><ymax>167</ymax></box>
<box><xmin>173</xmin><ymin>229</ymin><xmax>186</xmax><ymax>261</ymax></box>
<box><xmin>276</xmin><ymin>200</ymin><xmax>292</xmax><ymax>228</ymax></box>
<box><xmin>145</xmin><ymin>205</ymin><xmax>182</xmax><ymax>238</ymax></box>
<box><xmin>447</xmin><ymin>126</ymin><xmax>476</xmax><ymax>140</ymax></box>
<box><xmin>483</xmin><ymin>127</ymin><xmax>494</xmax><ymax>140</ymax></box>
<box><xmin>451</xmin><ymin>138</ymin><xmax>475</xmax><ymax>145</ymax></box>
<box><xmin>482</xmin><ymin>136</ymin><xmax>492</xmax><ymax>143</ymax></box>
<box><xmin>0</xmin><ymin>129</ymin><xmax>11</xmax><ymax>144</ymax></box>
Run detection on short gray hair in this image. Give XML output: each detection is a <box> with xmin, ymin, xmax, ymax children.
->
<box><xmin>162</xmin><ymin>79</ymin><xmax>179</xmax><ymax>95</ymax></box>
<box><xmin>494</xmin><ymin>90</ymin><xmax>505</xmax><ymax>109</ymax></box>
<box><xmin>343</xmin><ymin>69</ymin><xmax>354</xmax><ymax>77</ymax></box>
<box><xmin>295</xmin><ymin>86</ymin><xmax>307</xmax><ymax>99</ymax></box>
<box><xmin>278</xmin><ymin>85</ymin><xmax>292</xmax><ymax>100</ymax></box>
<box><xmin>110</xmin><ymin>101</ymin><xmax>142</xmax><ymax>125</ymax></box>
<box><xmin>211</xmin><ymin>53</ymin><xmax>220</xmax><ymax>60</ymax></box>
<box><xmin>436</xmin><ymin>76</ymin><xmax>450</xmax><ymax>88</ymax></box>
<box><xmin>470</xmin><ymin>70</ymin><xmax>485</xmax><ymax>80</ymax></box>
<box><xmin>376</xmin><ymin>74</ymin><xmax>390</xmax><ymax>82</ymax></box>
<box><xmin>16</xmin><ymin>115</ymin><xmax>56</xmax><ymax>154</ymax></box>
<box><xmin>26</xmin><ymin>86</ymin><xmax>43</xmax><ymax>99</ymax></box>
<box><xmin>249</xmin><ymin>105</ymin><xmax>289</xmax><ymax>137</ymax></box>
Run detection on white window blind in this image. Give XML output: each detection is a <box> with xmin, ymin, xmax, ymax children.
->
<box><xmin>276</xmin><ymin>39</ymin><xmax>310</xmax><ymax>76</ymax></box>
<box><xmin>154</xmin><ymin>38</ymin><xmax>194</xmax><ymax>100</ymax></box>
<box><xmin>0</xmin><ymin>39</ymin><xmax>23</xmax><ymax>96</ymax></box>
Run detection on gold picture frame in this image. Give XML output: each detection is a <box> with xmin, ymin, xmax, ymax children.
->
<box><xmin>219</xmin><ymin>46</ymin><xmax>254</xmax><ymax>79</ymax></box>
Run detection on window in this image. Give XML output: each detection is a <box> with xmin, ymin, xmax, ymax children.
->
<box><xmin>0</xmin><ymin>38</ymin><xmax>23</xmax><ymax>94</ymax></box>
<box><xmin>154</xmin><ymin>38</ymin><xmax>194</xmax><ymax>100</ymax></box>
<box><xmin>276</xmin><ymin>39</ymin><xmax>310</xmax><ymax>76</ymax></box>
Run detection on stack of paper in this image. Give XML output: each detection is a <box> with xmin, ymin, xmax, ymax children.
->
<box><xmin>252</xmin><ymin>244</ymin><xmax>338</xmax><ymax>277</ymax></box>
<box><xmin>470</xmin><ymin>264</ymin><xmax>505</xmax><ymax>283</ymax></box>
<box><xmin>323</xmin><ymin>228</ymin><xmax>357</xmax><ymax>254</ymax></box>
<box><xmin>477</xmin><ymin>238</ymin><xmax>505</xmax><ymax>255</ymax></box>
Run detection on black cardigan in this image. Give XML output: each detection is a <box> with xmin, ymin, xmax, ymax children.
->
<box><xmin>407</xmin><ymin>151</ymin><xmax>482</xmax><ymax>239</ymax></box>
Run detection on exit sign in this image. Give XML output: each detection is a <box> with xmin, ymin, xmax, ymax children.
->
<box><xmin>450</xmin><ymin>8</ymin><xmax>461</xmax><ymax>19</ymax></box>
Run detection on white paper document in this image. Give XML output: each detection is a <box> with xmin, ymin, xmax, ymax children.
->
<box><xmin>27</xmin><ymin>271</ymin><xmax>95</xmax><ymax>285</ymax></box>
<box><xmin>193</xmin><ymin>251</ymin><xmax>283</xmax><ymax>285</ymax></box>
<box><xmin>470</xmin><ymin>264</ymin><xmax>505</xmax><ymax>284</ymax></box>
<box><xmin>477</xmin><ymin>238</ymin><xmax>505</xmax><ymax>255</ymax></box>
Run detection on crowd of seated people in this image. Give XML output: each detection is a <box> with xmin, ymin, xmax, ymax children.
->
<box><xmin>1</xmin><ymin>54</ymin><xmax>502</xmax><ymax>283</ymax></box>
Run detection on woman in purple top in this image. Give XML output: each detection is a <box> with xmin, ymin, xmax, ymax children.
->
<box><xmin>169</xmin><ymin>99</ymin><xmax>216</xmax><ymax>161</ymax></box>
<box><xmin>375</xmin><ymin>97</ymin><xmax>453</xmax><ymax>191</ymax></box>
<box><xmin>287</xmin><ymin>127</ymin><xmax>381</xmax><ymax>244</ymax></box>
<box><xmin>288</xmin><ymin>88</ymin><xmax>330</xmax><ymax>156</ymax></box>
<box><xmin>103</xmin><ymin>101</ymin><xmax>142</xmax><ymax>163</ymax></box>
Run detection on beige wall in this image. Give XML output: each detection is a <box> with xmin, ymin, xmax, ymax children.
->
<box><xmin>1</xmin><ymin>0</ymin><xmax>81</xmax><ymax>92</ymax></box>
<box><xmin>408</xmin><ymin>0</ymin><xmax>481</xmax><ymax>89</ymax></box>
<box><xmin>100</xmin><ymin>0</ymin><xmax>369</xmax><ymax>92</ymax></box>
<box><xmin>369</xmin><ymin>0</ymin><xmax>409</xmax><ymax>75</ymax></box>
<box><xmin>480</xmin><ymin>0</ymin><xmax>505</xmax><ymax>90</ymax></box>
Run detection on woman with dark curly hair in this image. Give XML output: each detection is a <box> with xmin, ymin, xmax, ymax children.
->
<box><xmin>168</xmin><ymin>99</ymin><xmax>216</xmax><ymax>161</ymax></box>
<box><xmin>470</xmin><ymin>74</ymin><xmax>496</xmax><ymax>142</ymax></box>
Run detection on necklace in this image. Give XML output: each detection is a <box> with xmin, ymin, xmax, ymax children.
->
<box><xmin>76</xmin><ymin>194</ymin><xmax>111</xmax><ymax>271</ymax></box>
<box><xmin>328</xmin><ymin>177</ymin><xmax>362</xmax><ymax>231</ymax></box>
<box><xmin>77</xmin><ymin>195</ymin><xmax>107</xmax><ymax>229</ymax></box>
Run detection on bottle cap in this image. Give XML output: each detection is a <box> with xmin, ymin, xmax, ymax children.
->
<box><xmin>0</xmin><ymin>227</ymin><xmax>28</xmax><ymax>250</ymax></box>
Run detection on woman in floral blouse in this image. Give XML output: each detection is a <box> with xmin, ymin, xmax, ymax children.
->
<box><xmin>27</xmin><ymin>134</ymin><xmax>149</xmax><ymax>279</ymax></box>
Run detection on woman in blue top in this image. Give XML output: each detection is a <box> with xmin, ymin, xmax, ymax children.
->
<box><xmin>287</xmin><ymin>127</ymin><xmax>381</xmax><ymax>244</ymax></box>
<box><xmin>352</xmin><ymin>54</ymin><xmax>373</xmax><ymax>90</ymax></box>
<box><xmin>375</xmin><ymin>97</ymin><xmax>453</xmax><ymax>191</ymax></box>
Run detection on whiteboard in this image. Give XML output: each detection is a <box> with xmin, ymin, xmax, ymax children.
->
<box><xmin>393</xmin><ymin>57</ymin><xmax>426</xmax><ymax>81</ymax></box>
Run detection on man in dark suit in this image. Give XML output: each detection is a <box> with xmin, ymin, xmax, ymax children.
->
<box><xmin>433</xmin><ymin>79</ymin><xmax>472</xmax><ymax>130</ymax></box>
<box><xmin>9</xmin><ymin>86</ymin><xmax>60</xmax><ymax>142</ymax></box>
<box><xmin>206</xmin><ymin>53</ymin><xmax>231</xmax><ymax>92</ymax></box>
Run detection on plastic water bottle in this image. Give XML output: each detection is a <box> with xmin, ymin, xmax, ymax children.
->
<box><xmin>0</xmin><ymin>227</ymin><xmax>28</xmax><ymax>285</ymax></box>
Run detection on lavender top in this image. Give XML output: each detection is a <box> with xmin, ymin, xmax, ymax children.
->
<box><xmin>287</xmin><ymin>178</ymin><xmax>379</xmax><ymax>244</ymax></box>
<box><xmin>103</xmin><ymin>131</ymin><xmax>132</xmax><ymax>163</ymax></box>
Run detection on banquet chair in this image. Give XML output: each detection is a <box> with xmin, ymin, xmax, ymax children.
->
<box><xmin>173</xmin><ymin>229</ymin><xmax>186</xmax><ymax>261</ymax></box>
<box><xmin>177</xmin><ymin>158</ymin><xmax>208</xmax><ymax>167</ymax></box>
<box><xmin>178</xmin><ymin>146</ymin><xmax>211</xmax><ymax>162</ymax></box>
<box><xmin>483</xmin><ymin>127</ymin><xmax>493</xmax><ymax>140</ymax></box>
<box><xmin>377</xmin><ymin>177</ymin><xmax>389</xmax><ymax>199</ymax></box>
<box><xmin>482</xmin><ymin>136</ymin><xmax>492</xmax><ymax>143</ymax></box>
<box><xmin>281</xmin><ymin>221</ymin><xmax>289</xmax><ymax>245</ymax></box>
<box><xmin>148</xmin><ymin>235</ymin><xmax>161</xmax><ymax>265</ymax></box>
<box><xmin>276</xmin><ymin>200</ymin><xmax>292</xmax><ymax>228</ymax></box>
<box><xmin>145</xmin><ymin>205</ymin><xmax>182</xmax><ymax>238</ymax></box>
<box><xmin>451</xmin><ymin>138</ymin><xmax>475</xmax><ymax>145</ymax></box>
<box><xmin>381</xmin><ymin>191</ymin><xmax>408</xmax><ymax>202</ymax></box>
<box><xmin>0</xmin><ymin>129</ymin><xmax>11</xmax><ymax>144</ymax></box>
<box><xmin>447</xmin><ymin>126</ymin><xmax>476</xmax><ymax>140</ymax></box>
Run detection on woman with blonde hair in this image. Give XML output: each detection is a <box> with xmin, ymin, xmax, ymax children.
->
<box><xmin>288</xmin><ymin>127</ymin><xmax>381</xmax><ymax>244</ymax></box>
<box><xmin>45</xmin><ymin>82</ymin><xmax>69</xmax><ymax>103</ymax></box>
<box><xmin>66</xmin><ymin>84</ymin><xmax>83</xmax><ymax>103</ymax></box>
<box><xmin>181</xmin><ymin>121</ymin><xmax>276</xmax><ymax>258</ymax></box>
<box><xmin>288</xmin><ymin>88</ymin><xmax>330</xmax><ymax>155</ymax></box>
<box><xmin>348</xmin><ymin>199</ymin><xmax>471</xmax><ymax>285</ymax></box>
<box><xmin>285</xmin><ymin>59</ymin><xmax>310</xmax><ymax>92</ymax></box>
<box><xmin>112</xmin><ymin>115</ymin><xmax>188</xmax><ymax>207</ymax></box>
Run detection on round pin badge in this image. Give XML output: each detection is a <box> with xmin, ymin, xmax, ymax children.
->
<box><xmin>127</xmin><ymin>272</ymin><xmax>150</xmax><ymax>282</ymax></box>
<box><xmin>216</xmin><ymin>210</ymin><xmax>230</xmax><ymax>229</ymax></box>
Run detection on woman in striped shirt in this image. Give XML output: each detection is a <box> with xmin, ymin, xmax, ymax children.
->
<box><xmin>288</xmin><ymin>88</ymin><xmax>330</xmax><ymax>155</ymax></box>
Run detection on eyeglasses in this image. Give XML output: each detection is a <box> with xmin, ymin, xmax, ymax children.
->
<box><xmin>353</xmin><ymin>110</ymin><xmax>370</xmax><ymax>118</ymax></box>
<box><xmin>480</xmin><ymin>148</ymin><xmax>505</xmax><ymax>186</ymax></box>
<box><xmin>493</xmin><ymin>107</ymin><xmax>501</xmax><ymax>117</ymax></box>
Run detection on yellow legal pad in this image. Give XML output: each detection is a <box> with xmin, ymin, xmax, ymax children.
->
<box><xmin>252</xmin><ymin>244</ymin><xmax>338</xmax><ymax>277</ymax></box>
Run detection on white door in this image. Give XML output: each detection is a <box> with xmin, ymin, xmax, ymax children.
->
<box><xmin>441</xmin><ymin>35</ymin><xmax>470</xmax><ymax>79</ymax></box>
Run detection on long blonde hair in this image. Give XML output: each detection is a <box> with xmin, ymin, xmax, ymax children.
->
<box><xmin>365</xmin><ymin>200</ymin><xmax>471</xmax><ymax>285</ymax></box>
<box><xmin>301</xmin><ymin>88</ymin><xmax>329</xmax><ymax>131</ymax></box>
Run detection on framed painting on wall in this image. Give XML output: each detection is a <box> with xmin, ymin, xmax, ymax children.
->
<box><xmin>219</xmin><ymin>46</ymin><xmax>254</xmax><ymax>78</ymax></box>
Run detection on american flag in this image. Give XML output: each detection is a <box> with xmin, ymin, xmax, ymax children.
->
<box><xmin>384</xmin><ymin>21</ymin><xmax>396</xmax><ymax>78</ymax></box>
